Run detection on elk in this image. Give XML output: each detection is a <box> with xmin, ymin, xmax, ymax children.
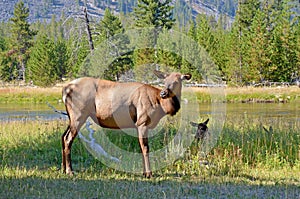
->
<box><xmin>190</xmin><ymin>118</ymin><xmax>209</xmax><ymax>142</ymax></box>
<box><xmin>61</xmin><ymin>70</ymin><xmax>191</xmax><ymax>177</ymax></box>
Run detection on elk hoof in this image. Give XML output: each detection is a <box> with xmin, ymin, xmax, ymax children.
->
<box><xmin>66</xmin><ymin>169</ymin><xmax>74</xmax><ymax>176</ymax></box>
<box><xmin>144</xmin><ymin>171</ymin><xmax>152</xmax><ymax>178</ymax></box>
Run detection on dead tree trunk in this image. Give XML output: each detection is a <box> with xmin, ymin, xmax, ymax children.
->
<box><xmin>84</xmin><ymin>7</ymin><xmax>94</xmax><ymax>53</ymax></box>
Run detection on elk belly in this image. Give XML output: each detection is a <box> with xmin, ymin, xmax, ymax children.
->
<box><xmin>96</xmin><ymin>105</ymin><xmax>137</xmax><ymax>129</ymax></box>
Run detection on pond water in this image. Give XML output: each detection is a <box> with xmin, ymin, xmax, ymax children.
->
<box><xmin>0</xmin><ymin>102</ymin><xmax>299</xmax><ymax>127</ymax></box>
<box><xmin>0</xmin><ymin>103</ymin><xmax>66</xmax><ymax>122</ymax></box>
<box><xmin>199</xmin><ymin>102</ymin><xmax>300</xmax><ymax>128</ymax></box>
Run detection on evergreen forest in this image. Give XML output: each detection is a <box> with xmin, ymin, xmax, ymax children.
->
<box><xmin>0</xmin><ymin>0</ymin><xmax>300</xmax><ymax>87</ymax></box>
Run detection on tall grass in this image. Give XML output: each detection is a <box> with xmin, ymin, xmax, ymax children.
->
<box><xmin>1</xmin><ymin>85</ymin><xmax>300</xmax><ymax>104</ymax></box>
<box><xmin>1</xmin><ymin>87</ymin><xmax>300</xmax><ymax>197</ymax></box>
<box><xmin>0</xmin><ymin>118</ymin><xmax>299</xmax><ymax>198</ymax></box>
<box><xmin>0</xmin><ymin>87</ymin><xmax>61</xmax><ymax>103</ymax></box>
<box><xmin>1</xmin><ymin>119</ymin><xmax>299</xmax><ymax>175</ymax></box>
<box><xmin>185</xmin><ymin>86</ymin><xmax>300</xmax><ymax>103</ymax></box>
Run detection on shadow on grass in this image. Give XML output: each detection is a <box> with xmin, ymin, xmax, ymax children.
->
<box><xmin>1</xmin><ymin>121</ymin><xmax>300</xmax><ymax>198</ymax></box>
<box><xmin>1</xmin><ymin>174</ymin><xmax>300</xmax><ymax>198</ymax></box>
<box><xmin>1</xmin><ymin>120</ymin><xmax>104</xmax><ymax>168</ymax></box>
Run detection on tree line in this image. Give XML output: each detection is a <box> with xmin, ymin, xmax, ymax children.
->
<box><xmin>0</xmin><ymin>0</ymin><xmax>299</xmax><ymax>87</ymax></box>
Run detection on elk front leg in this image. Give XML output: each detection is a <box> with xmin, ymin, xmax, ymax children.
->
<box><xmin>137</xmin><ymin>125</ymin><xmax>152</xmax><ymax>178</ymax></box>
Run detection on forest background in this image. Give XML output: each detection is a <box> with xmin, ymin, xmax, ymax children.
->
<box><xmin>0</xmin><ymin>0</ymin><xmax>300</xmax><ymax>87</ymax></box>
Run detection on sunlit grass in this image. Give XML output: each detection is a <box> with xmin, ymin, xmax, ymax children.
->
<box><xmin>0</xmin><ymin>118</ymin><xmax>299</xmax><ymax>198</ymax></box>
<box><xmin>185</xmin><ymin>86</ymin><xmax>300</xmax><ymax>103</ymax></box>
<box><xmin>1</xmin><ymin>85</ymin><xmax>300</xmax><ymax>104</ymax></box>
<box><xmin>0</xmin><ymin>87</ymin><xmax>62</xmax><ymax>103</ymax></box>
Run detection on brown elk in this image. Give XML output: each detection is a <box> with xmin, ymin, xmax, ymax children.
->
<box><xmin>61</xmin><ymin>70</ymin><xmax>191</xmax><ymax>177</ymax></box>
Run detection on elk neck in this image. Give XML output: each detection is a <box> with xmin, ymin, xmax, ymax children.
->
<box><xmin>160</xmin><ymin>94</ymin><xmax>181</xmax><ymax>116</ymax></box>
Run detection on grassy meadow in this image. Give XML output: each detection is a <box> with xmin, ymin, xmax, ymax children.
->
<box><xmin>1</xmin><ymin>85</ymin><xmax>300</xmax><ymax>104</ymax></box>
<box><xmin>0</xmin><ymin>87</ymin><xmax>62</xmax><ymax>104</ymax></box>
<box><xmin>0</xmin><ymin>86</ymin><xmax>300</xmax><ymax>198</ymax></box>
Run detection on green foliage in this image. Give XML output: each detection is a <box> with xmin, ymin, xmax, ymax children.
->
<box><xmin>100</xmin><ymin>9</ymin><xmax>133</xmax><ymax>80</ymax></box>
<box><xmin>156</xmin><ymin>29</ymin><xmax>181</xmax><ymax>72</ymax></box>
<box><xmin>0</xmin><ymin>115</ymin><xmax>299</xmax><ymax>198</ymax></box>
<box><xmin>69</xmin><ymin>35</ymin><xmax>90</xmax><ymax>78</ymax></box>
<box><xmin>238</xmin><ymin>0</ymin><xmax>261</xmax><ymax>29</ymax></box>
<box><xmin>26</xmin><ymin>35</ymin><xmax>56</xmax><ymax>86</ymax></box>
<box><xmin>267</xmin><ymin>0</ymin><xmax>298</xmax><ymax>82</ymax></box>
<box><xmin>0</xmin><ymin>36</ymin><xmax>18</xmax><ymax>81</ymax></box>
<box><xmin>8</xmin><ymin>0</ymin><xmax>37</xmax><ymax>81</ymax></box>
<box><xmin>1</xmin><ymin>0</ymin><xmax>300</xmax><ymax>86</ymax></box>
<box><xmin>243</xmin><ymin>8</ymin><xmax>270</xmax><ymax>83</ymax></box>
<box><xmin>78</xmin><ymin>8</ymin><xmax>132</xmax><ymax>80</ymax></box>
<box><xmin>132</xmin><ymin>29</ymin><xmax>157</xmax><ymax>82</ymax></box>
<box><xmin>27</xmin><ymin>35</ymin><xmax>70</xmax><ymax>86</ymax></box>
<box><xmin>195</xmin><ymin>14</ymin><xmax>214</xmax><ymax>51</ymax></box>
<box><xmin>134</xmin><ymin>0</ymin><xmax>175</xmax><ymax>29</ymax></box>
<box><xmin>53</xmin><ymin>39</ymin><xmax>71</xmax><ymax>79</ymax></box>
<box><xmin>133</xmin><ymin>0</ymin><xmax>175</xmax><ymax>80</ymax></box>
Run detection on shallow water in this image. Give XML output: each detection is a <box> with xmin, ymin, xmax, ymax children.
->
<box><xmin>0</xmin><ymin>102</ymin><xmax>299</xmax><ymax>127</ymax></box>
<box><xmin>0</xmin><ymin>103</ymin><xmax>66</xmax><ymax>122</ymax></box>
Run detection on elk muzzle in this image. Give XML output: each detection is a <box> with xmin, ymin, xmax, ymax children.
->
<box><xmin>160</xmin><ymin>89</ymin><xmax>169</xmax><ymax>99</ymax></box>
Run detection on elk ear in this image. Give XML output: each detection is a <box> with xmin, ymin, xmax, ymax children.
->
<box><xmin>203</xmin><ymin>118</ymin><xmax>209</xmax><ymax>125</ymax></box>
<box><xmin>190</xmin><ymin>122</ymin><xmax>198</xmax><ymax>127</ymax></box>
<box><xmin>154</xmin><ymin>70</ymin><xmax>168</xmax><ymax>79</ymax></box>
<box><xmin>181</xmin><ymin>73</ymin><xmax>192</xmax><ymax>80</ymax></box>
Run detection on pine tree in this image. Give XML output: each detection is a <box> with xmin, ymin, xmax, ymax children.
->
<box><xmin>0</xmin><ymin>35</ymin><xmax>17</xmax><ymax>81</ymax></box>
<box><xmin>27</xmin><ymin>34</ymin><xmax>71</xmax><ymax>86</ymax></box>
<box><xmin>269</xmin><ymin>0</ymin><xmax>298</xmax><ymax>82</ymax></box>
<box><xmin>181</xmin><ymin>20</ymin><xmax>203</xmax><ymax>82</ymax></box>
<box><xmin>156</xmin><ymin>29</ymin><xmax>182</xmax><ymax>72</ymax></box>
<box><xmin>95</xmin><ymin>8</ymin><xmax>132</xmax><ymax>80</ymax></box>
<box><xmin>134</xmin><ymin>0</ymin><xmax>175</xmax><ymax>30</ymax></box>
<box><xmin>53</xmin><ymin>39</ymin><xmax>71</xmax><ymax>80</ymax></box>
<box><xmin>27</xmin><ymin>35</ymin><xmax>56</xmax><ymax>86</ymax></box>
<box><xmin>50</xmin><ymin>14</ymin><xmax>58</xmax><ymax>40</ymax></box>
<box><xmin>195</xmin><ymin>14</ymin><xmax>215</xmax><ymax>53</ymax></box>
<box><xmin>211</xmin><ymin>16</ymin><xmax>230</xmax><ymax>79</ymax></box>
<box><xmin>187</xmin><ymin>19</ymin><xmax>196</xmax><ymax>40</ymax></box>
<box><xmin>224</xmin><ymin>21</ymin><xmax>243</xmax><ymax>85</ymax></box>
<box><xmin>9</xmin><ymin>0</ymin><xmax>37</xmax><ymax>81</ymax></box>
<box><xmin>225</xmin><ymin>0</ymin><xmax>261</xmax><ymax>85</ymax></box>
<box><xmin>239</xmin><ymin>0</ymin><xmax>261</xmax><ymax>29</ymax></box>
<box><xmin>132</xmin><ymin>29</ymin><xmax>157</xmax><ymax>82</ymax></box>
<box><xmin>294</xmin><ymin>15</ymin><xmax>300</xmax><ymax>80</ymax></box>
<box><xmin>71</xmin><ymin>36</ymin><xmax>90</xmax><ymax>77</ymax></box>
<box><xmin>245</xmin><ymin>8</ymin><xmax>271</xmax><ymax>83</ymax></box>
<box><xmin>133</xmin><ymin>0</ymin><xmax>175</xmax><ymax>80</ymax></box>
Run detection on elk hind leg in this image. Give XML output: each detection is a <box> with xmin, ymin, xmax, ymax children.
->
<box><xmin>62</xmin><ymin>118</ymin><xmax>86</xmax><ymax>175</ymax></box>
<box><xmin>61</xmin><ymin>125</ymin><xmax>70</xmax><ymax>173</ymax></box>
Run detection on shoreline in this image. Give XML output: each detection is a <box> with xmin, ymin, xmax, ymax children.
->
<box><xmin>0</xmin><ymin>85</ymin><xmax>299</xmax><ymax>104</ymax></box>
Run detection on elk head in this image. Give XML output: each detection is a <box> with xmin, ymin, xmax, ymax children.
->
<box><xmin>153</xmin><ymin>70</ymin><xmax>192</xmax><ymax>99</ymax></box>
<box><xmin>190</xmin><ymin>118</ymin><xmax>209</xmax><ymax>140</ymax></box>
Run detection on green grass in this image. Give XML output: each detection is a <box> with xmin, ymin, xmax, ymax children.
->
<box><xmin>1</xmin><ymin>85</ymin><xmax>300</xmax><ymax>104</ymax></box>
<box><xmin>185</xmin><ymin>86</ymin><xmax>300</xmax><ymax>103</ymax></box>
<box><xmin>0</xmin><ymin>86</ymin><xmax>300</xmax><ymax>198</ymax></box>
<box><xmin>0</xmin><ymin>119</ymin><xmax>299</xmax><ymax>198</ymax></box>
<box><xmin>0</xmin><ymin>87</ymin><xmax>61</xmax><ymax>104</ymax></box>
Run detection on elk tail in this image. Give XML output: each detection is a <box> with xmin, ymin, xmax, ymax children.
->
<box><xmin>46</xmin><ymin>101</ymin><xmax>68</xmax><ymax>116</ymax></box>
